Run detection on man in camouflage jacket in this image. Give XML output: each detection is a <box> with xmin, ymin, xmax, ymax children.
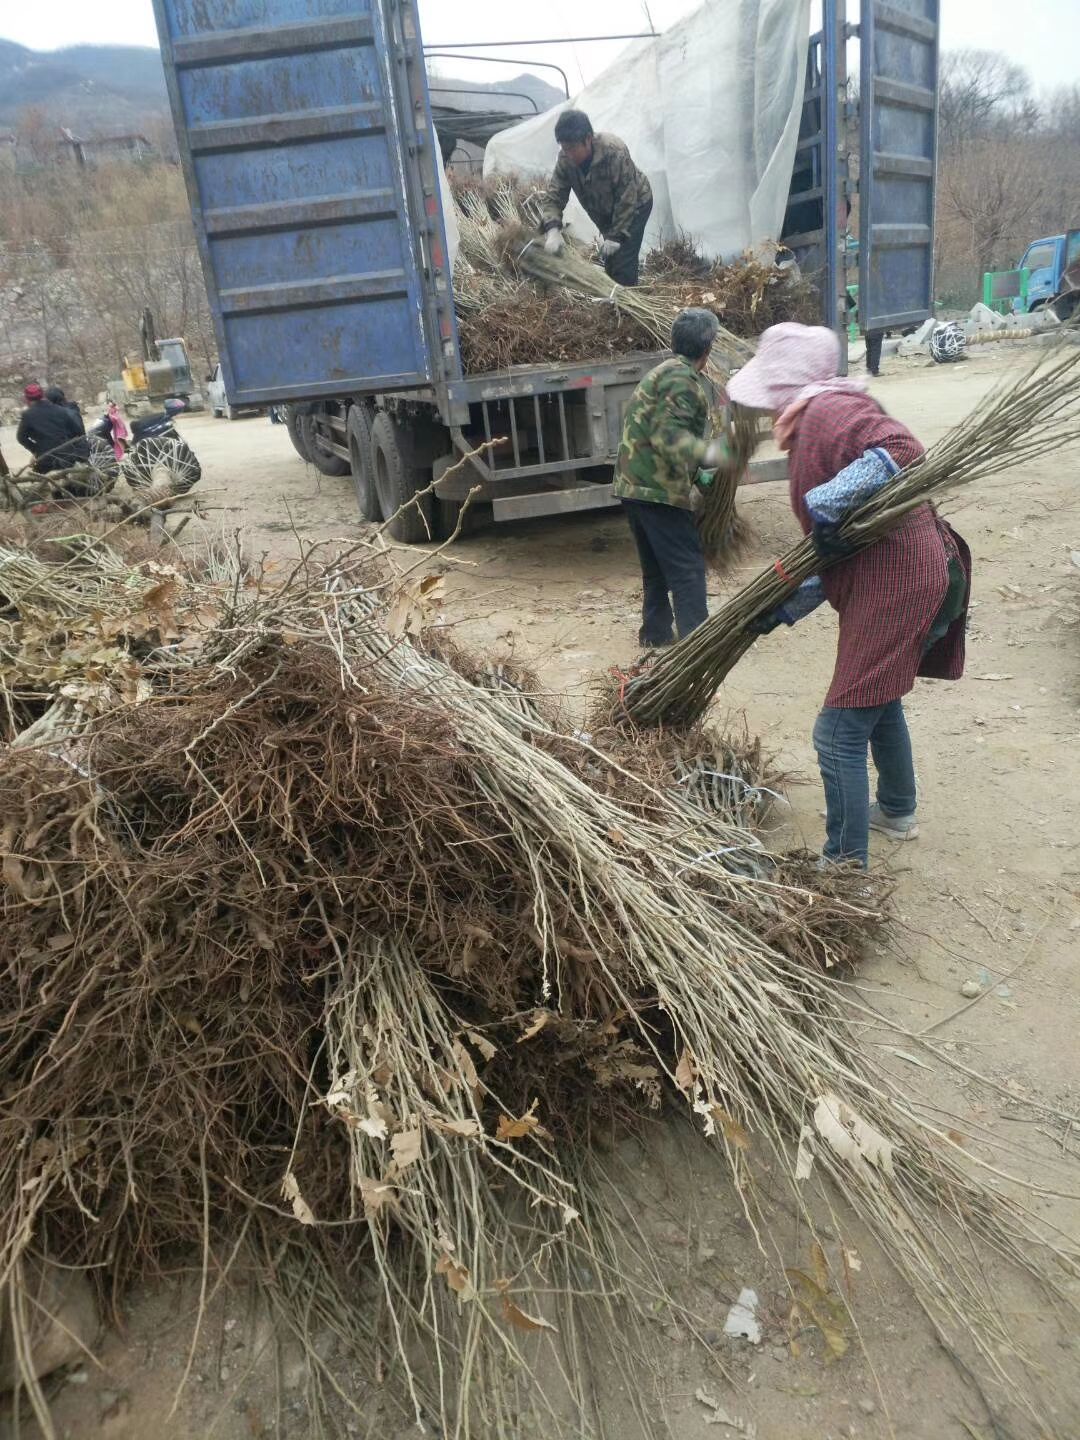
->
<box><xmin>614</xmin><ymin>309</ymin><xmax>733</xmax><ymax>647</ymax></box>
<box><xmin>540</xmin><ymin>110</ymin><xmax>653</xmax><ymax>286</ymax></box>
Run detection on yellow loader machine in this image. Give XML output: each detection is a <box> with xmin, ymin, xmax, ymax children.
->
<box><xmin>116</xmin><ymin>309</ymin><xmax>203</xmax><ymax>412</ymax></box>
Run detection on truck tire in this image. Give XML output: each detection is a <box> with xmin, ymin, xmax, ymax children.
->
<box><xmin>370</xmin><ymin>411</ymin><xmax>433</xmax><ymax>543</ymax></box>
<box><xmin>300</xmin><ymin>411</ymin><xmax>350</xmax><ymax>477</ymax></box>
<box><xmin>1053</xmin><ymin>291</ymin><xmax>1080</xmax><ymax>323</ymax></box>
<box><xmin>347</xmin><ymin>402</ymin><xmax>380</xmax><ymax>521</ymax></box>
<box><xmin>284</xmin><ymin>405</ymin><xmax>312</xmax><ymax>462</ymax></box>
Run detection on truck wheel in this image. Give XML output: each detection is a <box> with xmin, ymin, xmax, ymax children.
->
<box><xmin>370</xmin><ymin>412</ymin><xmax>433</xmax><ymax>543</ymax></box>
<box><xmin>284</xmin><ymin>405</ymin><xmax>311</xmax><ymax>462</ymax></box>
<box><xmin>347</xmin><ymin>403</ymin><xmax>380</xmax><ymax>521</ymax></box>
<box><xmin>300</xmin><ymin>411</ymin><xmax>350</xmax><ymax>476</ymax></box>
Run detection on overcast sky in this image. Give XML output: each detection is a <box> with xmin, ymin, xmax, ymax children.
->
<box><xmin>2</xmin><ymin>0</ymin><xmax>1078</xmax><ymax>93</ymax></box>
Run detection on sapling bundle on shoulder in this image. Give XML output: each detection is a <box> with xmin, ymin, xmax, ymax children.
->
<box><xmin>620</xmin><ymin>338</ymin><xmax>1080</xmax><ymax>728</ymax></box>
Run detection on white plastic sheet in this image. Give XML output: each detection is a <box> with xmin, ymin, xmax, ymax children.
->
<box><xmin>482</xmin><ymin>0</ymin><xmax>810</xmax><ymax>263</ymax></box>
<box><xmin>437</xmin><ymin>147</ymin><xmax>460</xmax><ymax>271</ymax></box>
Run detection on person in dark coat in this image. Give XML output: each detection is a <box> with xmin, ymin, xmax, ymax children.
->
<box><xmin>728</xmin><ymin>323</ymin><xmax>971</xmax><ymax>868</ymax></box>
<box><xmin>16</xmin><ymin>383</ymin><xmax>89</xmax><ymax>474</ymax></box>
<box><xmin>45</xmin><ymin>386</ymin><xmax>85</xmax><ymax>429</ymax></box>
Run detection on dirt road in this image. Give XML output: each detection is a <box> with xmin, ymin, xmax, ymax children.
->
<box><xmin>5</xmin><ymin>345</ymin><xmax>1079</xmax><ymax>1439</ymax></box>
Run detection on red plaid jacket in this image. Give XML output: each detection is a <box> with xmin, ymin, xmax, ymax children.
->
<box><xmin>789</xmin><ymin>391</ymin><xmax>970</xmax><ymax>709</ymax></box>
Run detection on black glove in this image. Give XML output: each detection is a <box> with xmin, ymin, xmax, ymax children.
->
<box><xmin>811</xmin><ymin>520</ymin><xmax>856</xmax><ymax>562</ymax></box>
<box><xmin>746</xmin><ymin>606</ymin><xmax>791</xmax><ymax>637</ymax></box>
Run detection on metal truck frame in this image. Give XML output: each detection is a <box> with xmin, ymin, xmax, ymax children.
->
<box><xmin>152</xmin><ymin>0</ymin><xmax>937</xmax><ymax>541</ymax></box>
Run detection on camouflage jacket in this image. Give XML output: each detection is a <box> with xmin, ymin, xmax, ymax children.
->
<box><xmin>540</xmin><ymin>134</ymin><xmax>653</xmax><ymax>242</ymax></box>
<box><xmin>614</xmin><ymin>357</ymin><xmax>728</xmax><ymax>509</ymax></box>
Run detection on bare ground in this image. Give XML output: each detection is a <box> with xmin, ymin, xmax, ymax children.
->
<box><xmin>2</xmin><ymin>343</ymin><xmax>1079</xmax><ymax>1440</ymax></box>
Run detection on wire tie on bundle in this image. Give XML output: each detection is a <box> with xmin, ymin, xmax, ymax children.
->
<box><xmin>676</xmin><ymin>770</ymin><xmax>788</xmax><ymax>806</ymax></box>
<box><xmin>773</xmin><ymin>557</ymin><xmax>796</xmax><ymax>585</ymax></box>
<box><xmin>674</xmin><ymin>839</ymin><xmax>762</xmax><ymax>878</ymax></box>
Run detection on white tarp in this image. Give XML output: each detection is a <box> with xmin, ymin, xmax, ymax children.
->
<box><xmin>482</xmin><ymin>0</ymin><xmax>811</xmax><ymax>262</ymax></box>
<box><xmin>437</xmin><ymin>148</ymin><xmax>460</xmax><ymax>270</ymax></box>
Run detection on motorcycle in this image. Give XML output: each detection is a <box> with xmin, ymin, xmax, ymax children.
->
<box><xmin>86</xmin><ymin>398</ymin><xmax>202</xmax><ymax>502</ymax></box>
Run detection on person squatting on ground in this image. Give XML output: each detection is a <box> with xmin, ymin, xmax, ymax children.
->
<box><xmin>540</xmin><ymin>109</ymin><xmax>654</xmax><ymax>287</ymax></box>
<box><xmin>614</xmin><ymin>308</ymin><xmax>736</xmax><ymax>649</ymax></box>
<box><xmin>727</xmin><ymin>323</ymin><xmax>971</xmax><ymax>869</ymax></box>
<box><xmin>15</xmin><ymin>383</ymin><xmax>89</xmax><ymax>474</ymax></box>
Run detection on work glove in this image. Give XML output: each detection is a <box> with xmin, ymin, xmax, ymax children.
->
<box><xmin>747</xmin><ymin>605</ymin><xmax>793</xmax><ymax>636</ymax></box>
<box><xmin>811</xmin><ymin>520</ymin><xmax>856</xmax><ymax>563</ymax></box>
<box><xmin>599</xmin><ymin>238</ymin><xmax>622</xmax><ymax>261</ymax></box>
<box><xmin>746</xmin><ymin>576</ymin><xmax>825</xmax><ymax>635</ymax></box>
<box><xmin>544</xmin><ymin>228</ymin><xmax>564</xmax><ymax>256</ymax></box>
<box><xmin>702</xmin><ymin>437</ymin><xmax>730</xmax><ymax>471</ymax></box>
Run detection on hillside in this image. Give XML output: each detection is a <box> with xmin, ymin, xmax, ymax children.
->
<box><xmin>0</xmin><ymin>40</ymin><xmax>168</xmax><ymax>129</ymax></box>
<box><xmin>0</xmin><ymin>38</ymin><xmax>562</xmax><ymax>134</ymax></box>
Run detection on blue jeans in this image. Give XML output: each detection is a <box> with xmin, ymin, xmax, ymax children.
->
<box><xmin>621</xmin><ymin>498</ymin><xmax>708</xmax><ymax>646</ymax></box>
<box><xmin>813</xmin><ymin>700</ymin><xmax>916</xmax><ymax>867</ymax></box>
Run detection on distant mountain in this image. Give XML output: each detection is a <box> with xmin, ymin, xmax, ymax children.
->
<box><xmin>0</xmin><ymin>38</ymin><xmax>562</xmax><ymax>138</ymax></box>
<box><xmin>426</xmin><ymin>71</ymin><xmax>565</xmax><ymax>120</ymax></box>
<box><xmin>0</xmin><ymin>41</ymin><xmax>168</xmax><ymax>130</ymax></box>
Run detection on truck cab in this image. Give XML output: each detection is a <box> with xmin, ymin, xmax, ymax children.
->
<box><xmin>1013</xmin><ymin>234</ymin><xmax>1065</xmax><ymax>313</ymax></box>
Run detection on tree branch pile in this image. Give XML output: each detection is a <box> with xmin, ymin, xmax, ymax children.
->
<box><xmin>451</xmin><ymin>177</ymin><xmax>817</xmax><ymax>375</ymax></box>
<box><xmin>1</xmin><ymin>517</ymin><xmax>1077</xmax><ymax>1437</ymax></box>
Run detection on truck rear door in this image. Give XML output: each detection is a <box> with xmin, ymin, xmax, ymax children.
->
<box><xmin>151</xmin><ymin>0</ymin><xmax>460</xmax><ymax>406</ymax></box>
<box><xmin>858</xmin><ymin>0</ymin><xmax>940</xmax><ymax>332</ymax></box>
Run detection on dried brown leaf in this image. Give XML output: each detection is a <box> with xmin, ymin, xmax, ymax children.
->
<box><xmin>674</xmin><ymin>1049</ymin><xmax>697</xmax><ymax>1095</ymax></box>
<box><xmin>496</xmin><ymin>1281</ymin><xmax>558</xmax><ymax>1334</ymax></box>
<box><xmin>450</xmin><ymin>1040</ymin><xmax>480</xmax><ymax>1097</ymax></box>
<box><xmin>495</xmin><ymin>1099</ymin><xmax>551</xmax><ymax>1143</ymax></box>
<box><xmin>358</xmin><ymin>1174</ymin><xmax>395</xmax><ymax>1217</ymax></box>
<box><xmin>281</xmin><ymin>1170</ymin><xmax>315</xmax><ymax>1226</ymax></box>
<box><xmin>435</xmin><ymin>1252</ymin><xmax>475</xmax><ymax>1300</ymax></box>
<box><xmin>466</xmin><ymin>1029</ymin><xmax>497</xmax><ymax>1062</ymax></box>
<box><xmin>390</xmin><ymin>1127</ymin><xmax>422</xmax><ymax>1173</ymax></box>
<box><xmin>517</xmin><ymin>1010</ymin><xmax>551</xmax><ymax>1043</ymax></box>
<box><xmin>428</xmin><ymin>1116</ymin><xmax>482</xmax><ymax>1138</ymax></box>
<box><xmin>811</xmin><ymin>1241</ymin><xmax>830</xmax><ymax>1294</ymax></box>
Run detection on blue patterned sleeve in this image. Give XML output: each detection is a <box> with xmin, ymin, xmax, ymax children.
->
<box><xmin>778</xmin><ymin>576</ymin><xmax>826</xmax><ymax>624</ymax></box>
<box><xmin>804</xmin><ymin>446</ymin><xmax>900</xmax><ymax>526</ymax></box>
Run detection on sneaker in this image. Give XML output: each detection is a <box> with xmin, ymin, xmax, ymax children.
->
<box><xmin>868</xmin><ymin>802</ymin><xmax>919</xmax><ymax>842</ymax></box>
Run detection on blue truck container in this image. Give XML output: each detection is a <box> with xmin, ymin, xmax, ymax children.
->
<box><xmin>151</xmin><ymin>0</ymin><xmax>938</xmax><ymax>541</ymax></box>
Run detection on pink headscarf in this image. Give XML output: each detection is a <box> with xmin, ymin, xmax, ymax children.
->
<box><xmin>726</xmin><ymin>323</ymin><xmax>867</xmax><ymax>452</ymax></box>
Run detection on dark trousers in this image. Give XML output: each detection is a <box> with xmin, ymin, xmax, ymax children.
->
<box><xmin>621</xmin><ymin>498</ymin><xmax>707</xmax><ymax>647</ymax></box>
<box><xmin>604</xmin><ymin>199</ymin><xmax>653</xmax><ymax>288</ymax></box>
<box><xmin>865</xmin><ymin>329</ymin><xmax>884</xmax><ymax>376</ymax></box>
<box><xmin>813</xmin><ymin>700</ymin><xmax>916</xmax><ymax>868</ymax></box>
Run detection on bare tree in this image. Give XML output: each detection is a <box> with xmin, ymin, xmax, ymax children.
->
<box><xmin>1045</xmin><ymin>85</ymin><xmax>1080</xmax><ymax>145</ymax></box>
<box><xmin>13</xmin><ymin>106</ymin><xmax>55</xmax><ymax>166</ymax></box>
<box><xmin>939</xmin><ymin>49</ymin><xmax>1034</xmax><ymax>146</ymax></box>
<box><xmin>938</xmin><ymin>135</ymin><xmax>1048</xmax><ymax>278</ymax></box>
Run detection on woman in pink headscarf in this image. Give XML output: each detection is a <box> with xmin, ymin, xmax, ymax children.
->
<box><xmin>727</xmin><ymin>324</ymin><xmax>970</xmax><ymax>868</ymax></box>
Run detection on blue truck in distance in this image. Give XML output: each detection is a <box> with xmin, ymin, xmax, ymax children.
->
<box><xmin>1011</xmin><ymin>232</ymin><xmax>1080</xmax><ymax>316</ymax></box>
<box><xmin>150</xmin><ymin>0</ymin><xmax>939</xmax><ymax>541</ymax></box>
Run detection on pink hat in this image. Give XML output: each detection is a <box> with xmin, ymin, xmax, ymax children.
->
<box><xmin>23</xmin><ymin>382</ymin><xmax>44</xmax><ymax>402</ymax></box>
<box><xmin>726</xmin><ymin>323</ymin><xmax>841</xmax><ymax>413</ymax></box>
